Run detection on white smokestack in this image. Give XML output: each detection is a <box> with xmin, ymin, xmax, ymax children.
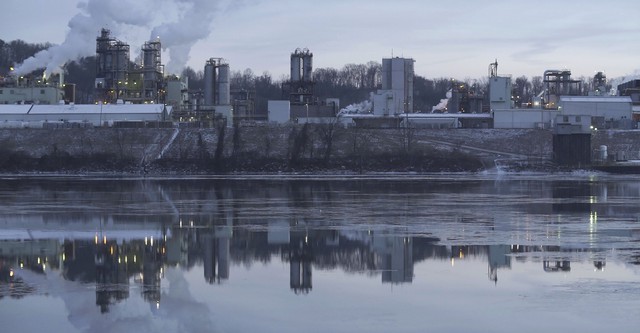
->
<box><xmin>13</xmin><ymin>0</ymin><xmax>155</xmax><ymax>77</ymax></box>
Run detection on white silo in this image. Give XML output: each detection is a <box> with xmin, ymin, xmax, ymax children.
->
<box><xmin>217</xmin><ymin>64</ymin><xmax>230</xmax><ymax>105</ymax></box>
<box><xmin>302</xmin><ymin>51</ymin><xmax>313</xmax><ymax>82</ymax></box>
<box><xmin>291</xmin><ymin>52</ymin><xmax>302</xmax><ymax>82</ymax></box>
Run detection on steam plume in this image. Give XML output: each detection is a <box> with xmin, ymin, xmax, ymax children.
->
<box><xmin>14</xmin><ymin>0</ymin><xmax>226</xmax><ymax>77</ymax></box>
<box><xmin>151</xmin><ymin>0</ymin><xmax>220</xmax><ymax>74</ymax></box>
<box><xmin>13</xmin><ymin>0</ymin><xmax>154</xmax><ymax>76</ymax></box>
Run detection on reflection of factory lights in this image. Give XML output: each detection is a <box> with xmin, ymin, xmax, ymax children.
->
<box><xmin>125</xmin><ymin>256</ymin><xmax>128</xmax><ymax>264</ymax></box>
<box><xmin>180</xmin><ymin>220</ymin><xmax>183</xmax><ymax>228</ymax></box>
<box><xmin>20</xmin><ymin>262</ymin><xmax>24</xmax><ymax>269</ymax></box>
<box><xmin>62</xmin><ymin>253</ymin><xmax>66</xmax><ymax>261</ymax></box>
<box><xmin>150</xmin><ymin>237</ymin><xmax>154</xmax><ymax>247</ymax></box>
<box><xmin>95</xmin><ymin>234</ymin><xmax>98</xmax><ymax>245</ymax></box>
<box><xmin>42</xmin><ymin>263</ymin><xmax>46</xmax><ymax>271</ymax></box>
<box><xmin>110</xmin><ymin>246</ymin><xmax>114</xmax><ymax>255</ymax></box>
<box><xmin>103</xmin><ymin>236</ymin><xmax>107</xmax><ymax>245</ymax></box>
<box><xmin>134</xmin><ymin>255</ymin><xmax>137</xmax><ymax>263</ymax></box>
<box><xmin>459</xmin><ymin>249</ymin><xmax>464</xmax><ymax>259</ymax></box>
<box><xmin>9</xmin><ymin>269</ymin><xmax>13</xmax><ymax>277</ymax></box>
<box><xmin>305</xmin><ymin>236</ymin><xmax>308</xmax><ymax>244</ymax></box>
<box><xmin>451</xmin><ymin>258</ymin><xmax>455</xmax><ymax>267</ymax></box>
<box><xmin>118</xmin><ymin>257</ymin><xmax>121</xmax><ymax>264</ymax></box>
<box><xmin>37</xmin><ymin>257</ymin><xmax>41</xmax><ymax>264</ymax></box>
<box><xmin>156</xmin><ymin>301</ymin><xmax>160</xmax><ymax>310</ymax></box>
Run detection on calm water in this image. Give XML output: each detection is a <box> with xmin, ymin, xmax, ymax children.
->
<box><xmin>1</xmin><ymin>174</ymin><xmax>639</xmax><ymax>332</ymax></box>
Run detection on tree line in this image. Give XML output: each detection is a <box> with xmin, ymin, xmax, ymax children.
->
<box><xmin>1</xmin><ymin>38</ymin><xmax>608</xmax><ymax>112</ymax></box>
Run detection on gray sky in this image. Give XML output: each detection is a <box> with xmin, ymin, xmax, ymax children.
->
<box><xmin>2</xmin><ymin>0</ymin><xmax>640</xmax><ymax>80</ymax></box>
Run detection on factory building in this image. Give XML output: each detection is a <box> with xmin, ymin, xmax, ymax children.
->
<box><xmin>373</xmin><ymin>57</ymin><xmax>415</xmax><ymax>116</ymax></box>
<box><xmin>94</xmin><ymin>29</ymin><xmax>164</xmax><ymax>104</ymax></box>
<box><xmin>0</xmin><ymin>73</ymin><xmax>68</xmax><ymax>105</ymax></box>
<box><xmin>488</xmin><ymin>60</ymin><xmax>512</xmax><ymax>111</ymax></box>
<box><xmin>269</xmin><ymin>49</ymin><xmax>339</xmax><ymax>124</ymax></box>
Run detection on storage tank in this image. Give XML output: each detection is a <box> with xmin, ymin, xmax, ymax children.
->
<box><xmin>204</xmin><ymin>60</ymin><xmax>216</xmax><ymax>106</ymax></box>
<box><xmin>290</xmin><ymin>54</ymin><xmax>301</xmax><ymax>82</ymax></box>
<box><xmin>217</xmin><ymin>64</ymin><xmax>230</xmax><ymax>105</ymax></box>
<box><xmin>302</xmin><ymin>53</ymin><xmax>313</xmax><ymax>82</ymax></box>
<box><xmin>600</xmin><ymin>145</ymin><xmax>607</xmax><ymax>160</ymax></box>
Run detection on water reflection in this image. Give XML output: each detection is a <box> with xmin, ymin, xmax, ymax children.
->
<box><xmin>1</xmin><ymin>175</ymin><xmax>640</xmax><ymax>332</ymax></box>
<box><xmin>0</xmin><ymin>225</ymin><xmax>627</xmax><ymax>304</ymax></box>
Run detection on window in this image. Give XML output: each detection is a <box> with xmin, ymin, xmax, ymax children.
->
<box><xmin>575</xmin><ymin>116</ymin><xmax>581</xmax><ymax>122</ymax></box>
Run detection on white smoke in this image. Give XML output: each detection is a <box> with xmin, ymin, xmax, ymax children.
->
<box><xmin>151</xmin><ymin>0</ymin><xmax>220</xmax><ymax>75</ymax></box>
<box><xmin>608</xmin><ymin>69</ymin><xmax>640</xmax><ymax>95</ymax></box>
<box><xmin>13</xmin><ymin>0</ymin><xmax>155</xmax><ymax>76</ymax></box>
<box><xmin>338</xmin><ymin>99</ymin><xmax>373</xmax><ymax>116</ymax></box>
<box><xmin>13</xmin><ymin>0</ymin><xmax>227</xmax><ymax>77</ymax></box>
<box><xmin>431</xmin><ymin>89</ymin><xmax>452</xmax><ymax>113</ymax></box>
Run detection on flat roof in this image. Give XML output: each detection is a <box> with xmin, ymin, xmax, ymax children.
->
<box><xmin>560</xmin><ymin>96</ymin><xmax>632</xmax><ymax>103</ymax></box>
<box><xmin>0</xmin><ymin>103</ymin><xmax>170</xmax><ymax>115</ymax></box>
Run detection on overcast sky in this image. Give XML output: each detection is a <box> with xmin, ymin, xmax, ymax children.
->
<box><xmin>2</xmin><ymin>0</ymin><xmax>640</xmax><ymax>80</ymax></box>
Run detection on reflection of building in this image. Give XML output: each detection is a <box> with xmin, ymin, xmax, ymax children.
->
<box><xmin>141</xmin><ymin>237</ymin><xmax>164</xmax><ymax>304</ymax></box>
<box><xmin>488</xmin><ymin>245</ymin><xmax>512</xmax><ymax>283</ymax></box>
<box><xmin>543</xmin><ymin>260</ymin><xmax>571</xmax><ymax>272</ymax></box>
<box><xmin>373</xmin><ymin>235</ymin><xmax>413</xmax><ymax>284</ymax></box>
<box><xmin>203</xmin><ymin>228</ymin><xmax>231</xmax><ymax>284</ymax></box>
<box><xmin>95</xmin><ymin>241</ymin><xmax>129</xmax><ymax>313</ymax></box>
<box><xmin>289</xmin><ymin>233</ymin><xmax>312</xmax><ymax>294</ymax></box>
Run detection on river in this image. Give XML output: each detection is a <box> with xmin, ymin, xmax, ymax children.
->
<box><xmin>1</xmin><ymin>173</ymin><xmax>639</xmax><ymax>332</ymax></box>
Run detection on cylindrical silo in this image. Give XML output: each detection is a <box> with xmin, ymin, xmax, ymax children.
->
<box><xmin>204</xmin><ymin>60</ymin><xmax>215</xmax><ymax>106</ymax></box>
<box><xmin>302</xmin><ymin>53</ymin><xmax>313</xmax><ymax>82</ymax></box>
<box><xmin>217</xmin><ymin>64</ymin><xmax>230</xmax><ymax>105</ymax></box>
<box><xmin>290</xmin><ymin>54</ymin><xmax>301</xmax><ymax>82</ymax></box>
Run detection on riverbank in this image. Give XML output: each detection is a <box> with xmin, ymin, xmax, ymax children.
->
<box><xmin>0</xmin><ymin>125</ymin><xmax>562</xmax><ymax>174</ymax></box>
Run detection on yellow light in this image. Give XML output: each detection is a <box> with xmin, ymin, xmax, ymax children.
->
<box><xmin>42</xmin><ymin>263</ymin><xmax>46</xmax><ymax>271</ymax></box>
<box><xmin>95</xmin><ymin>234</ymin><xmax>98</xmax><ymax>244</ymax></box>
<box><xmin>110</xmin><ymin>246</ymin><xmax>114</xmax><ymax>255</ymax></box>
<box><xmin>103</xmin><ymin>236</ymin><xmax>107</xmax><ymax>244</ymax></box>
<box><xmin>20</xmin><ymin>262</ymin><xmax>24</xmax><ymax>269</ymax></box>
<box><xmin>9</xmin><ymin>270</ymin><xmax>13</xmax><ymax>277</ymax></box>
<box><xmin>38</xmin><ymin>257</ymin><xmax>41</xmax><ymax>264</ymax></box>
<box><xmin>134</xmin><ymin>255</ymin><xmax>137</xmax><ymax>263</ymax></box>
<box><xmin>62</xmin><ymin>253</ymin><xmax>66</xmax><ymax>261</ymax></box>
<box><xmin>9</xmin><ymin>67</ymin><xmax>14</xmax><ymax>71</ymax></box>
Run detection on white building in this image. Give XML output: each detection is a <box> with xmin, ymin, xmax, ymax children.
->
<box><xmin>0</xmin><ymin>103</ymin><xmax>171</xmax><ymax>128</ymax></box>
<box><xmin>267</xmin><ymin>100</ymin><xmax>291</xmax><ymax>124</ymax></box>
<box><xmin>372</xmin><ymin>57</ymin><xmax>414</xmax><ymax>116</ymax></box>
<box><xmin>0</xmin><ymin>86</ymin><xmax>64</xmax><ymax>105</ymax></box>
<box><xmin>559</xmin><ymin>96</ymin><xmax>632</xmax><ymax>120</ymax></box>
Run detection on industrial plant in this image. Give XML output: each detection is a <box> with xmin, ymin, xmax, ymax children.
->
<box><xmin>1</xmin><ymin>26</ymin><xmax>640</xmax><ymax>169</ymax></box>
